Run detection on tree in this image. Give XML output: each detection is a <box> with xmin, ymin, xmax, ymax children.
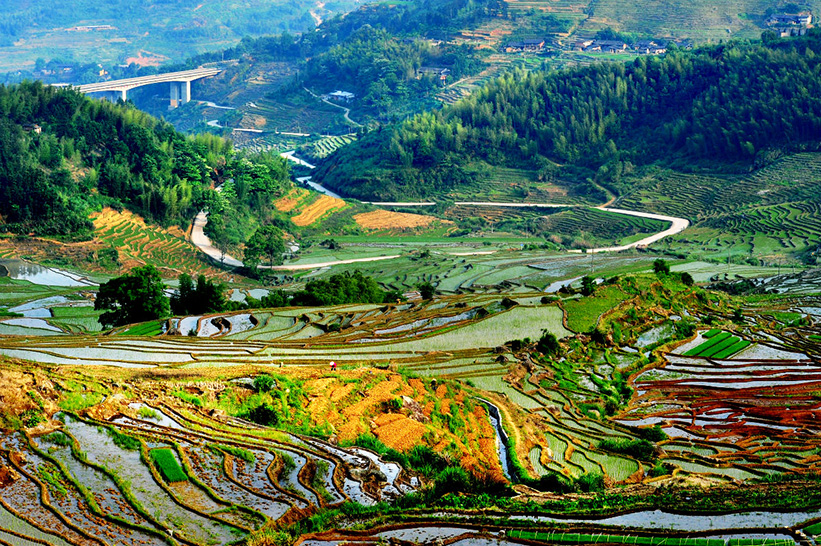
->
<box><xmin>244</xmin><ymin>225</ymin><xmax>286</xmax><ymax>268</ymax></box>
<box><xmin>680</xmin><ymin>272</ymin><xmax>694</xmax><ymax>286</ymax></box>
<box><xmin>418</xmin><ymin>282</ymin><xmax>435</xmax><ymax>300</ymax></box>
<box><xmin>653</xmin><ymin>259</ymin><xmax>670</xmax><ymax>276</ymax></box>
<box><xmin>581</xmin><ymin>275</ymin><xmax>596</xmax><ymax>296</ymax></box>
<box><xmin>171</xmin><ymin>273</ymin><xmax>226</xmax><ymax>315</ymax></box>
<box><xmin>95</xmin><ymin>265</ymin><xmax>170</xmax><ymax>328</ymax></box>
<box><xmin>536</xmin><ymin>330</ymin><xmax>561</xmax><ymax>356</ymax></box>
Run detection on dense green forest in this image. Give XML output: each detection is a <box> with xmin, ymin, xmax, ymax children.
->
<box><xmin>315</xmin><ymin>32</ymin><xmax>821</xmax><ymax>201</ymax></box>
<box><xmin>292</xmin><ymin>27</ymin><xmax>482</xmax><ymax>116</ymax></box>
<box><xmin>0</xmin><ymin>81</ymin><xmax>289</xmax><ymax>239</ymax></box>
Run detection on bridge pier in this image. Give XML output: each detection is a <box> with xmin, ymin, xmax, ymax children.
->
<box><xmin>88</xmin><ymin>89</ymin><xmax>127</xmax><ymax>103</ymax></box>
<box><xmin>169</xmin><ymin>80</ymin><xmax>191</xmax><ymax>108</ymax></box>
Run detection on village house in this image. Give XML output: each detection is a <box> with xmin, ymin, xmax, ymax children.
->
<box><xmin>584</xmin><ymin>40</ymin><xmax>630</xmax><ymax>53</ymax></box>
<box><xmin>766</xmin><ymin>12</ymin><xmax>812</xmax><ymax>26</ymax></box>
<box><xmin>634</xmin><ymin>40</ymin><xmax>667</xmax><ymax>55</ymax></box>
<box><xmin>417</xmin><ymin>67</ymin><xmax>451</xmax><ymax>81</ymax></box>
<box><xmin>325</xmin><ymin>90</ymin><xmax>355</xmax><ymax>103</ymax></box>
<box><xmin>504</xmin><ymin>38</ymin><xmax>547</xmax><ymax>53</ymax></box>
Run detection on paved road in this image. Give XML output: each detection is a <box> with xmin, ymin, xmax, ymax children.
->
<box><xmin>587</xmin><ymin>207</ymin><xmax>690</xmax><ymax>253</ymax></box>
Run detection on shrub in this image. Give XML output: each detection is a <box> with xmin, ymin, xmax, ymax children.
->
<box><xmin>245</xmin><ymin>403</ymin><xmax>280</xmax><ymax>427</ymax></box>
<box><xmin>574</xmin><ymin>473</ymin><xmax>605</xmax><ymax>492</ymax></box>
<box><xmin>418</xmin><ymin>282</ymin><xmax>435</xmax><ymax>300</ymax></box>
<box><xmin>599</xmin><ymin>438</ymin><xmax>655</xmax><ymax>460</ymax></box>
<box><xmin>433</xmin><ymin>466</ymin><xmax>471</xmax><ymax>496</ymax></box>
<box><xmin>638</xmin><ymin>425</ymin><xmax>668</xmax><ymax>442</ymax></box>
<box><xmin>106</xmin><ymin>427</ymin><xmax>141</xmax><ymax>450</ymax></box>
<box><xmin>533</xmin><ymin>472</ymin><xmax>574</xmax><ymax>493</ymax></box>
<box><xmin>680</xmin><ymin>272</ymin><xmax>694</xmax><ymax>286</ymax></box>
<box><xmin>536</xmin><ymin>330</ymin><xmax>561</xmax><ymax>356</ymax></box>
<box><xmin>213</xmin><ymin>443</ymin><xmax>255</xmax><ymax>463</ymax></box>
<box><xmin>653</xmin><ymin>259</ymin><xmax>670</xmax><ymax>275</ymax></box>
<box><xmin>253</xmin><ymin>374</ymin><xmax>276</xmax><ymax>393</ymax></box>
<box><xmin>45</xmin><ymin>431</ymin><xmax>72</xmax><ymax>446</ymax></box>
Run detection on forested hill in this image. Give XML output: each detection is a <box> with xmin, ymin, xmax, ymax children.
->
<box><xmin>0</xmin><ymin>81</ymin><xmax>288</xmax><ymax>238</ymax></box>
<box><xmin>315</xmin><ymin>32</ymin><xmax>821</xmax><ymax>201</ymax></box>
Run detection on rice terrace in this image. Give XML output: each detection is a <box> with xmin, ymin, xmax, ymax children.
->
<box><xmin>4</xmin><ymin>6</ymin><xmax>821</xmax><ymax>546</ymax></box>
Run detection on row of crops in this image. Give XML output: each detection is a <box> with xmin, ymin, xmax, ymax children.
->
<box><xmin>682</xmin><ymin>330</ymin><xmax>752</xmax><ymax>359</ymax></box>
<box><xmin>617</xmin><ymin>152</ymin><xmax>821</xmax><ymax>258</ymax></box>
<box><xmin>92</xmin><ymin>207</ymin><xmax>227</xmax><ymax>279</ymax></box>
<box><xmin>537</xmin><ymin>207</ymin><xmax>670</xmax><ymax>243</ymax></box>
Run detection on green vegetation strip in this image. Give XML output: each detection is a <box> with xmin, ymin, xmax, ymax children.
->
<box><xmin>703</xmin><ymin>329</ymin><xmax>721</xmax><ymax>339</ymax></box>
<box><xmin>507</xmin><ymin>530</ymin><xmax>791</xmax><ymax>546</ymax></box>
<box><xmin>684</xmin><ymin>332</ymin><xmax>732</xmax><ymax>356</ymax></box>
<box><xmin>699</xmin><ymin>337</ymin><xmax>743</xmax><ymax>359</ymax></box>
<box><xmin>712</xmin><ymin>340</ymin><xmax>752</xmax><ymax>360</ymax></box>
<box><xmin>118</xmin><ymin>321</ymin><xmax>163</xmax><ymax>336</ymax></box>
<box><xmin>149</xmin><ymin>448</ymin><xmax>188</xmax><ymax>482</ymax></box>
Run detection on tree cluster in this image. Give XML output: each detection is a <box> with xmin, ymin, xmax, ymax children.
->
<box><xmin>0</xmin><ymin>82</ymin><xmax>290</xmax><ymax>241</ymax></box>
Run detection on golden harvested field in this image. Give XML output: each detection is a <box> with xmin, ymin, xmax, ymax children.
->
<box><xmin>354</xmin><ymin>210</ymin><xmax>449</xmax><ymax>230</ymax></box>
<box><xmin>291</xmin><ymin>194</ymin><xmax>347</xmax><ymax>226</ymax></box>
<box><xmin>275</xmin><ymin>187</ymin><xmax>311</xmax><ymax>212</ymax></box>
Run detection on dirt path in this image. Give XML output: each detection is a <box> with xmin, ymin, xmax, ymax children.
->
<box><xmin>190</xmin><ymin>211</ymin><xmax>244</xmax><ymax>267</ymax></box>
<box><xmin>304</xmin><ymin>87</ymin><xmax>362</xmax><ymax>127</ymax></box>
<box><xmin>266</xmin><ymin>255</ymin><xmax>401</xmax><ymax>270</ymax></box>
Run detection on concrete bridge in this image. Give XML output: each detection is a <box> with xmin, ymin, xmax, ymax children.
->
<box><xmin>60</xmin><ymin>68</ymin><xmax>222</xmax><ymax>108</ymax></box>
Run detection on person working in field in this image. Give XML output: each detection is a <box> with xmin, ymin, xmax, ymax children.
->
<box><xmin>330</xmin><ymin>361</ymin><xmax>337</xmax><ymax>371</ymax></box>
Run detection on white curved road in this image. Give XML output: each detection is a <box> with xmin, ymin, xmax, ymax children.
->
<box><xmin>189</xmin><ymin>164</ymin><xmax>690</xmax><ymax>269</ymax></box>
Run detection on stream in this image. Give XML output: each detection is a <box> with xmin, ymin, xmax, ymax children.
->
<box><xmin>478</xmin><ymin>398</ymin><xmax>514</xmax><ymax>482</ymax></box>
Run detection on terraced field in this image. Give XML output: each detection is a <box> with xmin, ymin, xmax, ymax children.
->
<box><xmin>445</xmin><ymin>166</ymin><xmax>588</xmax><ymax>204</ymax></box>
<box><xmin>619</xmin><ymin>153</ymin><xmax>821</xmax><ymax>261</ymax></box>
<box><xmin>580</xmin><ymin>0</ymin><xmax>781</xmax><ymax>41</ymax></box>
<box><xmin>92</xmin><ymin>208</ymin><xmax>228</xmax><ymax>278</ymax></box>
<box><xmin>303</xmin><ymin>134</ymin><xmax>357</xmax><ymax>161</ymax></box>
<box><xmin>0</xmin><ymin>385</ymin><xmax>421</xmax><ymax>546</ymax></box>
<box><xmin>537</xmin><ymin>207</ymin><xmax>670</xmax><ymax>245</ymax></box>
<box><xmin>291</xmin><ymin>195</ymin><xmax>349</xmax><ymax>227</ymax></box>
<box><xmin>252</xmin><ymin>93</ymin><xmax>349</xmax><ymax>134</ymax></box>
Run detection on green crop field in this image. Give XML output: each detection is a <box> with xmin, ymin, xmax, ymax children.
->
<box><xmin>150</xmin><ymin>448</ymin><xmax>189</xmax><ymax>482</ymax></box>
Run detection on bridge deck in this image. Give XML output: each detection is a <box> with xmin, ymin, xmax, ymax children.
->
<box><xmin>71</xmin><ymin>68</ymin><xmax>221</xmax><ymax>93</ymax></box>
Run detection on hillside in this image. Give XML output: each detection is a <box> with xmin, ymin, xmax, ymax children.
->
<box><xmin>316</xmin><ymin>32</ymin><xmax>821</xmax><ymax>201</ymax></box>
<box><xmin>0</xmin><ymin>81</ymin><xmax>293</xmax><ymax>265</ymax></box>
<box><xmin>0</xmin><ymin>0</ymin><xmax>359</xmax><ymax>72</ymax></box>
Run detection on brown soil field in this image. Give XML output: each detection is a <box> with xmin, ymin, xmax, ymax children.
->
<box><xmin>353</xmin><ymin>210</ymin><xmax>448</xmax><ymax>230</ymax></box>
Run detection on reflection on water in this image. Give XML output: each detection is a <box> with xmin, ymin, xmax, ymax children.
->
<box><xmin>0</xmin><ymin>259</ymin><xmax>95</xmax><ymax>287</ymax></box>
